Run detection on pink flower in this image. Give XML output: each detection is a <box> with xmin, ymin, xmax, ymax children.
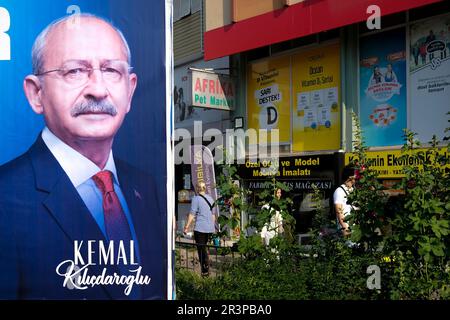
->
<box><xmin>354</xmin><ymin>165</ymin><xmax>366</xmax><ymax>180</ymax></box>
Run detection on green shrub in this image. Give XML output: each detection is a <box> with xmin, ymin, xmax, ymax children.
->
<box><xmin>175</xmin><ymin>268</ymin><xmax>216</xmax><ymax>300</ymax></box>
<box><xmin>384</xmin><ymin>129</ymin><xmax>450</xmax><ymax>299</ymax></box>
<box><xmin>176</xmin><ymin>242</ymin><xmax>383</xmax><ymax>300</ymax></box>
<box><xmin>175</xmin><ymin>115</ymin><xmax>450</xmax><ymax>300</ymax></box>
<box><xmin>347</xmin><ymin>113</ymin><xmax>388</xmax><ymax>251</ymax></box>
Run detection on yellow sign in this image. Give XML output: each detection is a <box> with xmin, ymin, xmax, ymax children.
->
<box><xmin>245</xmin><ymin>157</ymin><xmax>320</xmax><ymax>178</ymax></box>
<box><xmin>292</xmin><ymin>44</ymin><xmax>341</xmax><ymax>152</ymax></box>
<box><xmin>247</xmin><ymin>56</ymin><xmax>291</xmax><ymax>143</ymax></box>
<box><xmin>345</xmin><ymin>148</ymin><xmax>450</xmax><ymax>178</ymax></box>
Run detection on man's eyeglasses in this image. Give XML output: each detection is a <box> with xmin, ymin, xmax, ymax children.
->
<box><xmin>35</xmin><ymin>61</ymin><xmax>133</xmax><ymax>87</ymax></box>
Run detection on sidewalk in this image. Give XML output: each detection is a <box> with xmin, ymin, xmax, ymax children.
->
<box><xmin>175</xmin><ymin>235</ymin><xmax>242</xmax><ymax>277</ymax></box>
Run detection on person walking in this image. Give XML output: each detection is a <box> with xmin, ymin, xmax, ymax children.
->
<box><xmin>184</xmin><ymin>181</ymin><xmax>216</xmax><ymax>277</ymax></box>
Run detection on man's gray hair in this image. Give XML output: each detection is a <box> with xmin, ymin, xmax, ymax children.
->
<box><xmin>32</xmin><ymin>13</ymin><xmax>132</xmax><ymax>75</ymax></box>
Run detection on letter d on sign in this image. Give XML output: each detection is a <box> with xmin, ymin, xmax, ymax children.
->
<box><xmin>0</xmin><ymin>7</ymin><xmax>11</xmax><ymax>60</ymax></box>
<box><xmin>366</xmin><ymin>265</ymin><xmax>381</xmax><ymax>290</ymax></box>
<box><xmin>259</xmin><ymin>105</ymin><xmax>278</xmax><ymax>130</ymax></box>
<box><xmin>267</xmin><ymin>106</ymin><xmax>278</xmax><ymax>125</ymax></box>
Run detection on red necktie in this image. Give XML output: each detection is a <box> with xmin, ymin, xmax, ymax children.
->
<box><xmin>92</xmin><ymin>170</ymin><xmax>132</xmax><ymax>245</ymax></box>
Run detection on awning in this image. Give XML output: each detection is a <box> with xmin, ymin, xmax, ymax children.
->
<box><xmin>204</xmin><ymin>0</ymin><xmax>443</xmax><ymax>61</ymax></box>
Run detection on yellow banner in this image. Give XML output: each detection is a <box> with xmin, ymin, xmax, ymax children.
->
<box><xmin>345</xmin><ymin>148</ymin><xmax>450</xmax><ymax>178</ymax></box>
<box><xmin>247</xmin><ymin>56</ymin><xmax>291</xmax><ymax>143</ymax></box>
<box><xmin>292</xmin><ymin>44</ymin><xmax>341</xmax><ymax>152</ymax></box>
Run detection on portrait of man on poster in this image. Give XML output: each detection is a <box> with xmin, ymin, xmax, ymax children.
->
<box><xmin>0</xmin><ymin>13</ymin><xmax>167</xmax><ymax>300</ymax></box>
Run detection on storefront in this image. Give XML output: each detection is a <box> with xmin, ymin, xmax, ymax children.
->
<box><xmin>174</xmin><ymin>57</ymin><xmax>235</xmax><ymax>230</ymax></box>
<box><xmin>247</xmin><ymin>42</ymin><xmax>342</xmax><ymax>152</ymax></box>
<box><xmin>200</xmin><ymin>0</ymin><xmax>449</xmax><ymax>234</ymax></box>
<box><xmin>238</xmin><ymin>153</ymin><xmax>343</xmax><ymax>233</ymax></box>
<box><xmin>238</xmin><ymin>3</ymin><xmax>449</xmax><ymax>232</ymax></box>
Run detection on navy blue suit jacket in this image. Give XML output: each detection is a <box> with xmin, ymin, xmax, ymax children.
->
<box><xmin>0</xmin><ymin>136</ymin><xmax>167</xmax><ymax>299</ymax></box>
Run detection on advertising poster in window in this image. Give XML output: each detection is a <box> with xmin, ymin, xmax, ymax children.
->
<box><xmin>0</xmin><ymin>1</ymin><xmax>172</xmax><ymax>299</ymax></box>
<box><xmin>359</xmin><ymin>28</ymin><xmax>407</xmax><ymax>147</ymax></box>
<box><xmin>410</xmin><ymin>13</ymin><xmax>450</xmax><ymax>142</ymax></box>
<box><xmin>292</xmin><ymin>43</ymin><xmax>341</xmax><ymax>152</ymax></box>
<box><xmin>247</xmin><ymin>56</ymin><xmax>291</xmax><ymax>144</ymax></box>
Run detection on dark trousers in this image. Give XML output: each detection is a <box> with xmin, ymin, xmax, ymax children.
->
<box><xmin>194</xmin><ymin>231</ymin><xmax>212</xmax><ymax>274</ymax></box>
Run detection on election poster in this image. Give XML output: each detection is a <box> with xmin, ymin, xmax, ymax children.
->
<box><xmin>359</xmin><ymin>28</ymin><xmax>407</xmax><ymax>147</ymax></box>
<box><xmin>292</xmin><ymin>43</ymin><xmax>341</xmax><ymax>152</ymax></box>
<box><xmin>0</xmin><ymin>1</ymin><xmax>172</xmax><ymax>299</ymax></box>
<box><xmin>409</xmin><ymin>13</ymin><xmax>450</xmax><ymax>142</ymax></box>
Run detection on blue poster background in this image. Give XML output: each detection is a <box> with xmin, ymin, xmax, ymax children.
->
<box><xmin>359</xmin><ymin>28</ymin><xmax>407</xmax><ymax>147</ymax></box>
<box><xmin>0</xmin><ymin>0</ymin><xmax>167</xmax><ymax>213</ymax></box>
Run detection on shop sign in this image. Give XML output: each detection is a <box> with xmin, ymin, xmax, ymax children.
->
<box><xmin>345</xmin><ymin>148</ymin><xmax>450</xmax><ymax>178</ymax></box>
<box><xmin>191</xmin><ymin>69</ymin><xmax>234</xmax><ymax>111</ymax></box>
<box><xmin>238</xmin><ymin>154</ymin><xmax>336</xmax><ymax>181</ymax></box>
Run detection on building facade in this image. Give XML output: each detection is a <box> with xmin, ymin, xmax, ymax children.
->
<box><xmin>176</xmin><ymin>0</ymin><xmax>450</xmax><ymax>235</ymax></box>
<box><xmin>203</xmin><ymin>0</ymin><xmax>450</xmax><ymax>233</ymax></box>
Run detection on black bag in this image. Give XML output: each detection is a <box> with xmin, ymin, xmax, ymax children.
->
<box><xmin>198</xmin><ymin>194</ymin><xmax>214</xmax><ymax>211</ymax></box>
<box><xmin>330</xmin><ymin>185</ymin><xmax>351</xmax><ymax>220</ymax></box>
<box><xmin>198</xmin><ymin>194</ymin><xmax>219</xmax><ymax>233</ymax></box>
<box><xmin>339</xmin><ymin>185</ymin><xmax>355</xmax><ymax>206</ymax></box>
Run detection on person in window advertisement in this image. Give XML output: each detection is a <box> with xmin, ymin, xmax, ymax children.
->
<box><xmin>0</xmin><ymin>6</ymin><xmax>170</xmax><ymax>300</ymax></box>
<box><xmin>384</xmin><ymin>63</ymin><xmax>398</xmax><ymax>83</ymax></box>
<box><xmin>370</xmin><ymin>65</ymin><xmax>384</xmax><ymax>85</ymax></box>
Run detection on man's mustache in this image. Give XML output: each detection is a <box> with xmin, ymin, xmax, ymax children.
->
<box><xmin>71</xmin><ymin>100</ymin><xmax>118</xmax><ymax>117</ymax></box>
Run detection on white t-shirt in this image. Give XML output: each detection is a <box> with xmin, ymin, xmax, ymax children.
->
<box><xmin>333</xmin><ymin>184</ymin><xmax>353</xmax><ymax>217</ymax></box>
<box><xmin>260</xmin><ymin>204</ymin><xmax>284</xmax><ymax>246</ymax></box>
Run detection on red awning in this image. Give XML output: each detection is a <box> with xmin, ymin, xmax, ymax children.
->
<box><xmin>204</xmin><ymin>0</ymin><xmax>443</xmax><ymax>60</ymax></box>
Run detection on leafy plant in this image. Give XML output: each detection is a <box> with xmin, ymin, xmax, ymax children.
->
<box><xmin>214</xmin><ymin>155</ymin><xmax>250</xmax><ymax>242</ymax></box>
<box><xmin>176</xmin><ymin>114</ymin><xmax>450</xmax><ymax>300</ymax></box>
<box><xmin>347</xmin><ymin>112</ymin><xmax>388</xmax><ymax>251</ymax></box>
<box><xmin>247</xmin><ymin>178</ymin><xmax>296</xmax><ymax>245</ymax></box>
<box><xmin>311</xmin><ymin>183</ymin><xmax>335</xmax><ymax>233</ymax></box>
<box><xmin>385</xmin><ymin>128</ymin><xmax>450</xmax><ymax>299</ymax></box>
<box><xmin>176</xmin><ymin>244</ymin><xmax>382</xmax><ymax>300</ymax></box>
